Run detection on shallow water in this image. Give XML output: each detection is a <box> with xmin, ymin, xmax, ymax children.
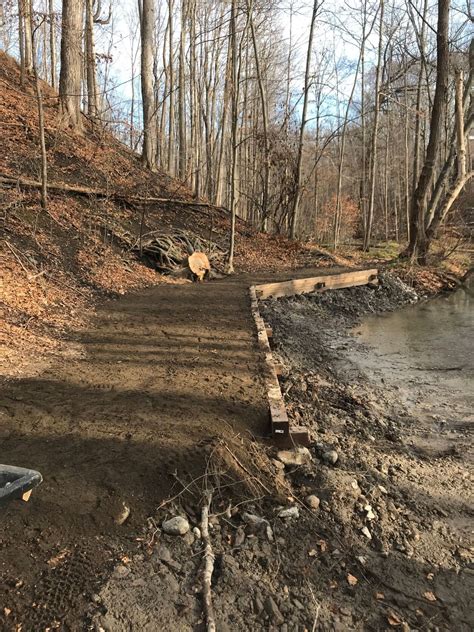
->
<box><xmin>350</xmin><ymin>279</ymin><xmax>473</xmax><ymax>456</ymax></box>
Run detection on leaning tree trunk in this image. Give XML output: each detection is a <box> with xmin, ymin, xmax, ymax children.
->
<box><xmin>59</xmin><ymin>0</ymin><xmax>84</xmax><ymax>130</ymax></box>
<box><xmin>404</xmin><ymin>0</ymin><xmax>450</xmax><ymax>262</ymax></box>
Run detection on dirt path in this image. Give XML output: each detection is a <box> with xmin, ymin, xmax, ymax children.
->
<box><xmin>1</xmin><ymin>274</ymin><xmax>277</xmax><ymax>629</ymax></box>
<box><xmin>1</xmin><ymin>266</ymin><xmax>348</xmax><ymax>629</ymax></box>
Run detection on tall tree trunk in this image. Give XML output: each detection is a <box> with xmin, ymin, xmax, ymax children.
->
<box><xmin>178</xmin><ymin>0</ymin><xmax>187</xmax><ymax>180</ymax></box>
<box><xmin>289</xmin><ymin>0</ymin><xmax>319</xmax><ymax>239</ymax></box>
<box><xmin>59</xmin><ymin>0</ymin><xmax>84</xmax><ymax>130</ymax></box>
<box><xmin>363</xmin><ymin>0</ymin><xmax>384</xmax><ymax>251</ymax></box>
<box><xmin>167</xmin><ymin>0</ymin><xmax>175</xmax><ymax>174</ymax></box>
<box><xmin>32</xmin><ymin>20</ymin><xmax>48</xmax><ymax>213</ymax></box>
<box><xmin>227</xmin><ymin>0</ymin><xmax>238</xmax><ymax>272</ymax></box>
<box><xmin>85</xmin><ymin>0</ymin><xmax>99</xmax><ymax>117</ymax></box>
<box><xmin>49</xmin><ymin>0</ymin><xmax>57</xmax><ymax>88</ymax></box>
<box><xmin>139</xmin><ymin>0</ymin><xmax>156</xmax><ymax>169</ymax></box>
<box><xmin>247</xmin><ymin>0</ymin><xmax>270</xmax><ymax>228</ymax></box>
<box><xmin>405</xmin><ymin>0</ymin><xmax>450</xmax><ymax>262</ymax></box>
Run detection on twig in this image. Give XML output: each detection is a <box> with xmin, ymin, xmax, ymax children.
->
<box><xmin>156</xmin><ymin>473</ymin><xmax>209</xmax><ymax>511</ymax></box>
<box><xmin>221</xmin><ymin>442</ymin><xmax>272</xmax><ymax>496</ymax></box>
<box><xmin>4</xmin><ymin>240</ymin><xmax>31</xmax><ymax>276</ymax></box>
<box><xmin>201</xmin><ymin>490</ymin><xmax>216</xmax><ymax>632</ymax></box>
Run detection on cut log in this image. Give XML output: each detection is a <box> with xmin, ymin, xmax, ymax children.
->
<box><xmin>188</xmin><ymin>252</ymin><xmax>211</xmax><ymax>282</ymax></box>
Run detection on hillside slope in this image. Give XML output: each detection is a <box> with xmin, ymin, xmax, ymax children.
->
<box><xmin>0</xmin><ymin>53</ymin><xmax>320</xmax><ymax>374</ymax></box>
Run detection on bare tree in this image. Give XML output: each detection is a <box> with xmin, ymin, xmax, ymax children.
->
<box><xmin>405</xmin><ymin>0</ymin><xmax>451</xmax><ymax>262</ymax></box>
<box><xmin>59</xmin><ymin>0</ymin><xmax>84</xmax><ymax>129</ymax></box>
<box><xmin>139</xmin><ymin>0</ymin><xmax>156</xmax><ymax>170</ymax></box>
<box><xmin>290</xmin><ymin>0</ymin><xmax>321</xmax><ymax>239</ymax></box>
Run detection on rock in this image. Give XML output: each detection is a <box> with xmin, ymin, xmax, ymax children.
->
<box><xmin>277</xmin><ymin>506</ymin><xmax>299</xmax><ymax>519</ymax></box>
<box><xmin>361</xmin><ymin>526</ymin><xmax>372</xmax><ymax>539</ymax></box>
<box><xmin>364</xmin><ymin>504</ymin><xmax>376</xmax><ymax>521</ymax></box>
<box><xmin>156</xmin><ymin>544</ymin><xmax>173</xmax><ymax>563</ymax></box>
<box><xmin>264</xmin><ymin>596</ymin><xmax>284</xmax><ymax>624</ymax></box>
<box><xmin>242</xmin><ymin>512</ymin><xmax>268</xmax><ymax>526</ymax></box>
<box><xmin>112</xmin><ymin>565</ymin><xmax>130</xmax><ymax>579</ymax></box>
<box><xmin>272</xmin><ymin>458</ymin><xmax>286</xmax><ymax>471</ymax></box>
<box><xmin>322</xmin><ymin>450</ymin><xmax>339</xmax><ymax>465</ymax></box>
<box><xmin>183</xmin><ymin>531</ymin><xmax>195</xmax><ymax>546</ymax></box>
<box><xmin>266</xmin><ymin>525</ymin><xmax>274</xmax><ymax>542</ymax></box>
<box><xmin>253</xmin><ymin>596</ymin><xmax>264</xmax><ymax>614</ymax></box>
<box><xmin>192</xmin><ymin>527</ymin><xmax>201</xmax><ymax>539</ymax></box>
<box><xmin>306</xmin><ymin>495</ymin><xmax>321</xmax><ymax>510</ymax></box>
<box><xmin>234</xmin><ymin>526</ymin><xmax>246</xmax><ymax>546</ymax></box>
<box><xmin>276</xmin><ymin>447</ymin><xmax>312</xmax><ymax>467</ymax></box>
<box><xmin>114</xmin><ymin>502</ymin><xmax>130</xmax><ymax>525</ymax></box>
<box><xmin>162</xmin><ymin>516</ymin><xmax>190</xmax><ymax>536</ymax></box>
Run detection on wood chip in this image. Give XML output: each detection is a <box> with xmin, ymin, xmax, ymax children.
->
<box><xmin>423</xmin><ymin>591</ymin><xmax>437</xmax><ymax>602</ymax></box>
<box><xmin>347</xmin><ymin>573</ymin><xmax>358</xmax><ymax>586</ymax></box>
<box><xmin>387</xmin><ymin>610</ymin><xmax>402</xmax><ymax>626</ymax></box>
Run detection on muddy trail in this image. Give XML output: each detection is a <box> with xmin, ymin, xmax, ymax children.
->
<box><xmin>0</xmin><ymin>266</ymin><xmax>344</xmax><ymax>630</ymax></box>
<box><xmin>0</xmin><ymin>275</ymin><xmax>267</xmax><ymax>629</ymax></box>
<box><xmin>1</xmin><ymin>269</ymin><xmax>472</xmax><ymax>631</ymax></box>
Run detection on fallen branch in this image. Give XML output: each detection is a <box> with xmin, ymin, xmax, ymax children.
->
<box><xmin>201</xmin><ymin>491</ymin><xmax>216</xmax><ymax>632</ymax></box>
<box><xmin>0</xmin><ymin>173</ymin><xmax>229</xmax><ymax>213</ymax></box>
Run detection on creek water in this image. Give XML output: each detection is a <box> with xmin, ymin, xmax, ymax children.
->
<box><xmin>350</xmin><ymin>278</ymin><xmax>473</xmax><ymax>459</ymax></box>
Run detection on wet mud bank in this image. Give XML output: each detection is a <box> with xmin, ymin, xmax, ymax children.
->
<box><xmin>259</xmin><ymin>273</ymin><xmax>473</xmax><ymax>630</ymax></box>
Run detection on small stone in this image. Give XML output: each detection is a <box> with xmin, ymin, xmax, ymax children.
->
<box><xmin>114</xmin><ymin>502</ymin><xmax>130</xmax><ymax>525</ymax></box>
<box><xmin>264</xmin><ymin>596</ymin><xmax>284</xmax><ymax>624</ymax></box>
<box><xmin>306</xmin><ymin>495</ymin><xmax>320</xmax><ymax>510</ymax></box>
<box><xmin>272</xmin><ymin>458</ymin><xmax>286</xmax><ymax>471</ymax></box>
<box><xmin>277</xmin><ymin>506</ymin><xmax>299</xmax><ymax>519</ymax></box>
<box><xmin>361</xmin><ymin>527</ymin><xmax>372</xmax><ymax>540</ymax></box>
<box><xmin>192</xmin><ymin>527</ymin><xmax>201</xmax><ymax>539</ymax></box>
<box><xmin>276</xmin><ymin>447</ymin><xmax>312</xmax><ymax>467</ymax></box>
<box><xmin>322</xmin><ymin>450</ymin><xmax>339</xmax><ymax>465</ymax></box>
<box><xmin>364</xmin><ymin>505</ymin><xmax>376</xmax><ymax>521</ymax></box>
<box><xmin>156</xmin><ymin>544</ymin><xmax>173</xmax><ymax>563</ymax></box>
<box><xmin>234</xmin><ymin>526</ymin><xmax>245</xmax><ymax>546</ymax></box>
<box><xmin>242</xmin><ymin>512</ymin><xmax>268</xmax><ymax>526</ymax></box>
<box><xmin>112</xmin><ymin>565</ymin><xmax>130</xmax><ymax>579</ymax></box>
<box><xmin>162</xmin><ymin>516</ymin><xmax>190</xmax><ymax>536</ymax></box>
<box><xmin>253</xmin><ymin>597</ymin><xmax>264</xmax><ymax>614</ymax></box>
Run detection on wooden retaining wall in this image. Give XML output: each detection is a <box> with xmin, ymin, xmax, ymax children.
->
<box><xmin>250</xmin><ymin>268</ymin><xmax>378</xmax><ymax>445</ymax></box>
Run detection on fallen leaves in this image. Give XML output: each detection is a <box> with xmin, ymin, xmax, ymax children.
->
<box><xmin>47</xmin><ymin>549</ymin><xmax>71</xmax><ymax>568</ymax></box>
<box><xmin>347</xmin><ymin>573</ymin><xmax>358</xmax><ymax>586</ymax></box>
<box><xmin>387</xmin><ymin>610</ymin><xmax>402</xmax><ymax>626</ymax></box>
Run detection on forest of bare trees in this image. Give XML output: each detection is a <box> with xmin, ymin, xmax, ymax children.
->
<box><xmin>1</xmin><ymin>0</ymin><xmax>472</xmax><ymax>262</ymax></box>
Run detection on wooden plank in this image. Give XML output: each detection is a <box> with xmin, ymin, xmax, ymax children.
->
<box><xmin>249</xmin><ymin>286</ymin><xmax>290</xmax><ymax>437</ymax></box>
<box><xmin>254</xmin><ymin>269</ymin><xmax>378</xmax><ymax>300</ymax></box>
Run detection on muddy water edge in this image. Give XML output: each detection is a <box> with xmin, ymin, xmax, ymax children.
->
<box><xmin>261</xmin><ymin>272</ymin><xmax>473</xmax><ymax>630</ymax></box>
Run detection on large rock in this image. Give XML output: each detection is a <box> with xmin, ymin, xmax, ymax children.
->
<box><xmin>162</xmin><ymin>516</ymin><xmax>190</xmax><ymax>536</ymax></box>
<box><xmin>276</xmin><ymin>447</ymin><xmax>312</xmax><ymax>467</ymax></box>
